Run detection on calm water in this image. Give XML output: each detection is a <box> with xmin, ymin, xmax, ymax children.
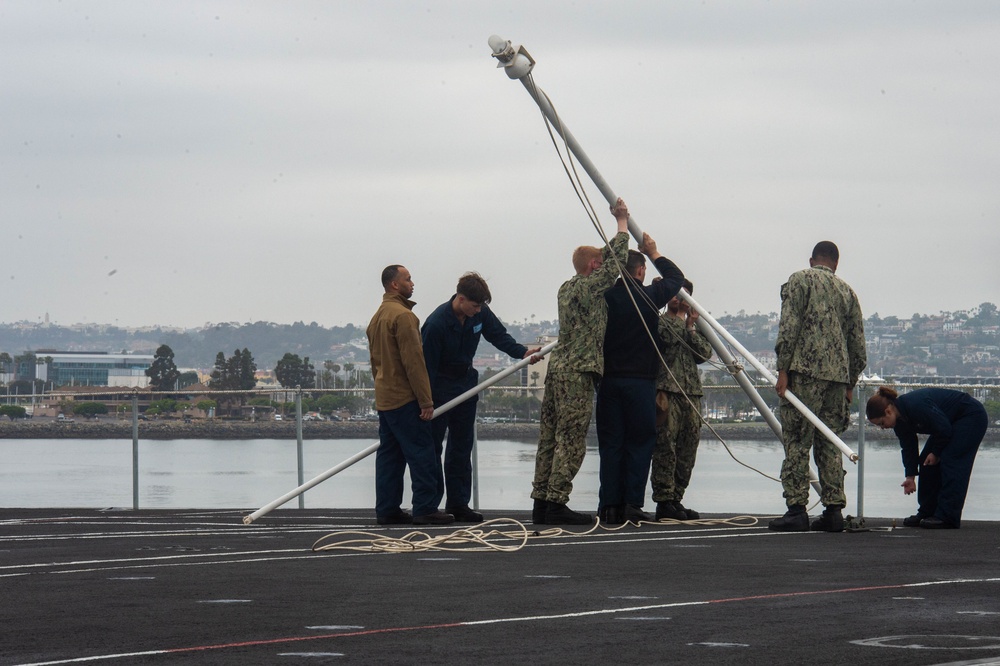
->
<box><xmin>1</xmin><ymin>438</ymin><xmax>997</xmax><ymax>521</ymax></box>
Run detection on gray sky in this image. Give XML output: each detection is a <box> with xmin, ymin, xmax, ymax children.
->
<box><xmin>3</xmin><ymin>1</ymin><xmax>998</xmax><ymax>330</ymax></box>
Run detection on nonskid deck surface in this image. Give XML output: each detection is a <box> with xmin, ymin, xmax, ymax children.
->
<box><xmin>1</xmin><ymin>508</ymin><xmax>998</xmax><ymax>665</ymax></box>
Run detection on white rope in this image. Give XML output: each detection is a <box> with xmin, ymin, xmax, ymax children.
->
<box><xmin>311</xmin><ymin>518</ymin><xmax>598</xmax><ymax>554</ymax></box>
<box><xmin>310</xmin><ymin>515</ymin><xmax>791</xmax><ymax>554</ymax></box>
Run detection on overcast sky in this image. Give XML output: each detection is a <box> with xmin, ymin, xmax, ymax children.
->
<box><xmin>2</xmin><ymin>1</ymin><xmax>998</xmax><ymax>332</ymax></box>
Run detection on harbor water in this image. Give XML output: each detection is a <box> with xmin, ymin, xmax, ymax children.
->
<box><xmin>1</xmin><ymin>438</ymin><xmax>997</xmax><ymax>521</ymax></box>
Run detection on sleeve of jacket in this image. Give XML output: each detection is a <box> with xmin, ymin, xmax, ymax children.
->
<box><xmin>657</xmin><ymin>313</ymin><xmax>672</xmax><ymax>346</ymax></box>
<box><xmin>688</xmin><ymin>329</ymin><xmax>714</xmax><ymax>364</ymax></box>
<box><xmin>480</xmin><ymin>305</ymin><xmax>527</xmax><ymax>359</ymax></box>
<box><xmin>420</xmin><ymin>315</ymin><xmax>444</xmax><ymax>390</ymax></box>
<box><xmin>844</xmin><ymin>288</ymin><xmax>867</xmax><ymax>386</ymax></box>
<box><xmin>648</xmin><ymin>256</ymin><xmax>684</xmax><ymax>308</ymax></box>
<box><xmin>896</xmin><ymin>427</ymin><xmax>920</xmax><ymax>477</ymax></box>
<box><xmin>775</xmin><ymin>278</ymin><xmax>802</xmax><ymax>373</ymax></box>
<box><xmin>593</xmin><ymin>232</ymin><xmax>630</xmax><ymax>291</ymax></box>
<box><xmin>400</xmin><ymin>312</ymin><xmax>433</xmax><ymax>408</ymax></box>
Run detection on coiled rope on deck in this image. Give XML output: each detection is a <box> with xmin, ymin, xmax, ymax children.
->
<box><xmin>311</xmin><ymin>518</ymin><xmax>582</xmax><ymax>554</ymax></box>
<box><xmin>311</xmin><ymin>515</ymin><xmax>771</xmax><ymax>554</ymax></box>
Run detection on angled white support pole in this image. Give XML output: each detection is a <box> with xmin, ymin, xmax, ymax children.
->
<box><xmin>696</xmin><ymin>320</ymin><xmax>782</xmax><ymax>437</ymax></box>
<box><xmin>489</xmin><ymin>35</ymin><xmax>856</xmax><ymax>464</ymax></box>
<box><xmin>243</xmin><ymin>341</ymin><xmax>558</xmax><ymax>524</ymax></box>
<box><xmin>697</xmin><ymin>320</ymin><xmax>819</xmax><ymax>494</ymax></box>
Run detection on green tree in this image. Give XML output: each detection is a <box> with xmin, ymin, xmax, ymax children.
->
<box><xmin>316</xmin><ymin>394</ymin><xmax>345</xmax><ymax>414</ymax></box>
<box><xmin>274</xmin><ymin>353</ymin><xmax>316</xmax><ymax>389</ymax></box>
<box><xmin>325</xmin><ymin>362</ymin><xmax>341</xmax><ymax>386</ymax></box>
<box><xmin>177</xmin><ymin>371</ymin><xmax>199</xmax><ymax>389</ymax></box>
<box><xmin>195</xmin><ymin>399</ymin><xmax>217</xmax><ymax>412</ymax></box>
<box><xmin>209</xmin><ymin>349</ymin><xmax>257</xmax><ymax>391</ymax></box>
<box><xmin>7</xmin><ymin>379</ymin><xmax>44</xmax><ymax>395</ymax></box>
<box><xmin>235</xmin><ymin>348</ymin><xmax>258</xmax><ymax>391</ymax></box>
<box><xmin>208</xmin><ymin>352</ymin><xmax>229</xmax><ymax>390</ymax></box>
<box><xmin>146</xmin><ymin>344</ymin><xmax>181</xmax><ymax>391</ymax></box>
<box><xmin>0</xmin><ymin>404</ymin><xmax>27</xmax><ymax>420</ymax></box>
<box><xmin>73</xmin><ymin>402</ymin><xmax>109</xmax><ymax>417</ymax></box>
<box><xmin>149</xmin><ymin>398</ymin><xmax>179</xmax><ymax>415</ymax></box>
<box><xmin>978</xmin><ymin>302</ymin><xmax>998</xmax><ymax>322</ymax></box>
<box><xmin>225</xmin><ymin>351</ymin><xmax>243</xmax><ymax>389</ymax></box>
<box><xmin>209</xmin><ymin>349</ymin><xmax>257</xmax><ymax>415</ymax></box>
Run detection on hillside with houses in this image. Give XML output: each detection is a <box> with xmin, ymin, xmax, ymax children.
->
<box><xmin>0</xmin><ymin>303</ymin><xmax>997</xmax><ymax>387</ymax></box>
<box><xmin>703</xmin><ymin>302</ymin><xmax>1000</xmax><ymax>382</ymax></box>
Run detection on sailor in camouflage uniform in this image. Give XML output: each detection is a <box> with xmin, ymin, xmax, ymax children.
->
<box><xmin>531</xmin><ymin>198</ymin><xmax>631</xmax><ymax>525</ymax></box>
<box><xmin>651</xmin><ymin>280</ymin><xmax>714</xmax><ymax>521</ymax></box>
<box><xmin>769</xmin><ymin>241</ymin><xmax>867</xmax><ymax>533</ymax></box>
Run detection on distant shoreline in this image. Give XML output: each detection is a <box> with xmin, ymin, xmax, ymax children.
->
<box><xmin>4</xmin><ymin>419</ymin><xmax>994</xmax><ymax>442</ymax></box>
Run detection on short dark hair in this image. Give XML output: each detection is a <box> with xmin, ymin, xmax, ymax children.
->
<box><xmin>456</xmin><ymin>272</ymin><xmax>491</xmax><ymax>304</ymax></box>
<box><xmin>625</xmin><ymin>250</ymin><xmax>645</xmax><ymax>278</ymax></box>
<box><xmin>381</xmin><ymin>265</ymin><xmax>403</xmax><ymax>288</ymax></box>
<box><xmin>812</xmin><ymin>241</ymin><xmax>839</xmax><ymax>263</ymax></box>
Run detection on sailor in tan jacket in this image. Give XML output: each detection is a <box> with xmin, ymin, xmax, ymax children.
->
<box><xmin>366</xmin><ymin>265</ymin><xmax>453</xmax><ymax>526</ymax></box>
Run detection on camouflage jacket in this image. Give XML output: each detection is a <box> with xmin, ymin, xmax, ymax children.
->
<box><xmin>548</xmin><ymin>231</ymin><xmax>630</xmax><ymax>376</ymax></box>
<box><xmin>775</xmin><ymin>265</ymin><xmax>867</xmax><ymax>386</ymax></box>
<box><xmin>656</xmin><ymin>314</ymin><xmax>713</xmax><ymax>396</ymax></box>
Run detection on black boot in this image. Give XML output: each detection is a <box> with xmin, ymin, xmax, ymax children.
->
<box><xmin>446</xmin><ymin>505</ymin><xmax>484</xmax><ymax>523</ymax></box>
<box><xmin>810</xmin><ymin>505</ymin><xmax>845</xmax><ymax>533</ymax></box>
<box><xmin>544</xmin><ymin>502</ymin><xmax>594</xmax><ymax>525</ymax></box>
<box><xmin>655</xmin><ymin>500</ymin><xmax>688</xmax><ymax>521</ymax></box>
<box><xmin>598</xmin><ymin>505</ymin><xmax>623</xmax><ymax>525</ymax></box>
<box><xmin>902</xmin><ymin>513</ymin><xmax>927</xmax><ymax>527</ymax></box>
<box><xmin>675</xmin><ymin>502</ymin><xmax>700</xmax><ymax>520</ymax></box>
<box><xmin>531</xmin><ymin>498</ymin><xmax>547</xmax><ymax>524</ymax></box>
<box><xmin>622</xmin><ymin>505</ymin><xmax>653</xmax><ymax>524</ymax></box>
<box><xmin>768</xmin><ymin>505</ymin><xmax>809</xmax><ymax>532</ymax></box>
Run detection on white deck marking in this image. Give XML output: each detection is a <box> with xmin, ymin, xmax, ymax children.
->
<box><xmin>11</xmin><ymin>577</ymin><xmax>1000</xmax><ymax>666</ymax></box>
<box><xmin>850</xmin><ymin>635</ymin><xmax>1000</xmax><ymax>650</ymax></box>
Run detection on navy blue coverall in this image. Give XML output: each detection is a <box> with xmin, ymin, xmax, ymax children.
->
<box><xmin>893</xmin><ymin>388</ymin><xmax>988</xmax><ymax>527</ymax></box>
<box><xmin>597</xmin><ymin>256</ymin><xmax>684</xmax><ymax>513</ymax></box>
<box><xmin>421</xmin><ymin>296</ymin><xmax>527</xmax><ymax>510</ymax></box>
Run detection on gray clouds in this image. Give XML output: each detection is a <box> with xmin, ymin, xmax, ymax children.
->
<box><xmin>2</xmin><ymin>1</ymin><xmax>998</xmax><ymax>330</ymax></box>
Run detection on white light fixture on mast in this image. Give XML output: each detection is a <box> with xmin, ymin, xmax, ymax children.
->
<box><xmin>489</xmin><ymin>35</ymin><xmax>535</xmax><ymax>80</ymax></box>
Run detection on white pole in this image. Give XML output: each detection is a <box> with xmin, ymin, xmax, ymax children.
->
<box><xmin>489</xmin><ymin>36</ymin><xmax>856</xmax><ymax>463</ymax></box>
<box><xmin>243</xmin><ymin>341</ymin><xmax>558</xmax><ymax>524</ymax></box>
<box><xmin>684</xmin><ymin>293</ymin><xmax>856</xmax><ymax>461</ymax></box>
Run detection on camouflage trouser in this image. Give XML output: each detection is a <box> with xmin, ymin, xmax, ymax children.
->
<box><xmin>779</xmin><ymin>372</ymin><xmax>850</xmax><ymax>508</ymax></box>
<box><xmin>651</xmin><ymin>392</ymin><xmax>702</xmax><ymax>502</ymax></box>
<box><xmin>532</xmin><ymin>371</ymin><xmax>598</xmax><ymax>505</ymax></box>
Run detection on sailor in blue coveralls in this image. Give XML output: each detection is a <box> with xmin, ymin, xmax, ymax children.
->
<box><xmin>867</xmin><ymin>386</ymin><xmax>988</xmax><ymax>529</ymax></box>
<box><xmin>421</xmin><ymin>272</ymin><xmax>541</xmax><ymax>522</ymax></box>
